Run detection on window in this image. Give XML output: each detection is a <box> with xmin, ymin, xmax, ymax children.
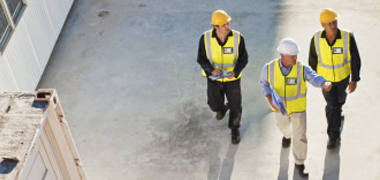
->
<box><xmin>0</xmin><ymin>0</ymin><xmax>25</xmax><ymax>51</ymax></box>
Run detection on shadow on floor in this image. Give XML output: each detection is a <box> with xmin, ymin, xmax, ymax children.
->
<box><xmin>277</xmin><ymin>146</ymin><xmax>290</xmax><ymax>180</ymax></box>
<box><xmin>322</xmin><ymin>144</ymin><xmax>341</xmax><ymax>180</ymax></box>
<box><xmin>208</xmin><ymin>142</ymin><xmax>239</xmax><ymax>180</ymax></box>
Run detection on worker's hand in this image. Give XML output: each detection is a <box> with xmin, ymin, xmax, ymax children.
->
<box><xmin>212</xmin><ymin>69</ymin><xmax>222</xmax><ymax>76</ymax></box>
<box><xmin>226</xmin><ymin>71</ymin><xmax>235</xmax><ymax>79</ymax></box>
<box><xmin>270</xmin><ymin>103</ymin><xmax>280</xmax><ymax>111</ymax></box>
<box><xmin>265</xmin><ymin>94</ymin><xmax>279</xmax><ymax>111</ymax></box>
<box><xmin>322</xmin><ymin>81</ymin><xmax>332</xmax><ymax>91</ymax></box>
<box><xmin>348</xmin><ymin>81</ymin><xmax>357</xmax><ymax>93</ymax></box>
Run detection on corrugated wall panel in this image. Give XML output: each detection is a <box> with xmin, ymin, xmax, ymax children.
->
<box><xmin>24</xmin><ymin>0</ymin><xmax>57</xmax><ymax>72</ymax></box>
<box><xmin>43</xmin><ymin>0</ymin><xmax>71</xmax><ymax>36</ymax></box>
<box><xmin>0</xmin><ymin>0</ymin><xmax>74</xmax><ymax>91</ymax></box>
<box><xmin>0</xmin><ymin>57</ymin><xmax>19</xmax><ymax>91</ymax></box>
<box><xmin>3</xmin><ymin>21</ymin><xmax>41</xmax><ymax>91</ymax></box>
<box><xmin>67</xmin><ymin>0</ymin><xmax>74</xmax><ymax>8</ymax></box>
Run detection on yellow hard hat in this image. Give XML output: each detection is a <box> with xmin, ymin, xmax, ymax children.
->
<box><xmin>320</xmin><ymin>8</ymin><xmax>338</xmax><ymax>23</ymax></box>
<box><xmin>211</xmin><ymin>10</ymin><xmax>231</xmax><ymax>25</ymax></box>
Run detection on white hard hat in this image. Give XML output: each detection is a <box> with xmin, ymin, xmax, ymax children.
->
<box><xmin>277</xmin><ymin>38</ymin><xmax>300</xmax><ymax>55</ymax></box>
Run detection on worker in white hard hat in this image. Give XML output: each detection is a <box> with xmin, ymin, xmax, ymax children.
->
<box><xmin>308</xmin><ymin>8</ymin><xmax>362</xmax><ymax>149</ymax></box>
<box><xmin>197</xmin><ymin>10</ymin><xmax>248</xmax><ymax>144</ymax></box>
<box><xmin>259</xmin><ymin>38</ymin><xmax>332</xmax><ymax>178</ymax></box>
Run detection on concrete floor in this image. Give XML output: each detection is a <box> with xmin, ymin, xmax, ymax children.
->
<box><xmin>37</xmin><ymin>0</ymin><xmax>380</xmax><ymax>179</ymax></box>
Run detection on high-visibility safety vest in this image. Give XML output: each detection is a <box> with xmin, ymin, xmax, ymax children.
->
<box><xmin>314</xmin><ymin>30</ymin><xmax>351</xmax><ymax>82</ymax></box>
<box><xmin>202</xmin><ymin>29</ymin><xmax>241</xmax><ymax>82</ymax></box>
<box><xmin>268</xmin><ymin>59</ymin><xmax>307</xmax><ymax>115</ymax></box>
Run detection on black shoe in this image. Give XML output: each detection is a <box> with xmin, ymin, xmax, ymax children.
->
<box><xmin>216</xmin><ymin>107</ymin><xmax>228</xmax><ymax>120</ymax></box>
<box><xmin>327</xmin><ymin>138</ymin><xmax>341</xmax><ymax>149</ymax></box>
<box><xmin>231</xmin><ymin>129</ymin><xmax>240</xmax><ymax>144</ymax></box>
<box><xmin>295</xmin><ymin>164</ymin><xmax>309</xmax><ymax>178</ymax></box>
<box><xmin>282</xmin><ymin>137</ymin><xmax>291</xmax><ymax>148</ymax></box>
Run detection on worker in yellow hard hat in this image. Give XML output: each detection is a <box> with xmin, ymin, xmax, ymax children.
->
<box><xmin>260</xmin><ymin>38</ymin><xmax>332</xmax><ymax>178</ymax></box>
<box><xmin>308</xmin><ymin>8</ymin><xmax>362</xmax><ymax>149</ymax></box>
<box><xmin>197</xmin><ymin>9</ymin><xmax>248</xmax><ymax>144</ymax></box>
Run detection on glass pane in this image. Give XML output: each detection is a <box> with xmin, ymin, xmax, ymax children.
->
<box><xmin>5</xmin><ymin>0</ymin><xmax>22</xmax><ymax>21</ymax></box>
<box><xmin>0</xmin><ymin>8</ymin><xmax>9</xmax><ymax>41</ymax></box>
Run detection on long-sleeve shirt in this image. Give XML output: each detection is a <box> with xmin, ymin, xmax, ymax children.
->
<box><xmin>197</xmin><ymin>29</ymin><xmax>248</xmax><ymax>78</ymax></box>
<box><xmin>259</xmin><ymin>60</ymin><xmax>327</xmax><ymax>96</ymax></box>
<box><xmin>308</xmin><ymin>29</ymin><xmax>361</xmax><ymax>82</ymax></box>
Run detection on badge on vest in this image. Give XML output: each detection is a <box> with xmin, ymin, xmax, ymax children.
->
<box><xmin>333</xmin><ymin>47</ymin><xmax>343</xmax><ymax>54</ymax></box>
<box><xmin>286</xmin><ymin>78</ymin><xmax>297</xmax><ymax>85</ymax></box>
<box><xmin>223</xmin><ymin>47</ymin><xmax>233</xmax><ymax>54</ymax></box>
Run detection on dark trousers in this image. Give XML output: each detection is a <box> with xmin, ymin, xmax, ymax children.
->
<box><xmin>207</xmin><ymin>78</ymin><xmax>242</xmax><ymax>130</ymax></box>
<box><xmin>322</xmin><ymin>76</ymin><xmax>350</xmax><ymax>140</ymax></box>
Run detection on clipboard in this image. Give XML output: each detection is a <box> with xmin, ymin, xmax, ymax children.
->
<box><xmin>209</xmin><ymin>70</ymin><xmax>232</xmax><ymax>80</ymax></box>
<box><xmin>271</xmin><ymin>87</ymin><xmax>288</xmax><ymax>115</ymax></box>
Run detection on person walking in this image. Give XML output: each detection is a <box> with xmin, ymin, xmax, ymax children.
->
<box><xmin>197</xmin><ymin>9</ymin><xmax>248</xmax><ymax>144</ymax></box>
<box><xmin>308</xmin><ymin>8</ymin><xmax>362</xmax><ymax>149</ymax></box>
<box><xmin>260</xmin><ymin>38</ymin><xmax>332</xmax><ymax>178</ymax></box>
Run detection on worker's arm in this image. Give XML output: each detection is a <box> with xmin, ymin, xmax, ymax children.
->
<box><xmin>308</xmin><ymin>36</ymin><xmax>318</xmax><ymax>71</ymax></box>
<box><xmin>303</xmin><ymin>65</ymin><xmax>326</xmax><ymax>87</ymax></box>
<box><xmin>259</xmin><ymin>64</ymin><xmax>279</xmax><ymax>110</ymax></box>
<box><xmin>265</xmin><ymin>93</ymin><xmax>279</xmax><ymax>111</ymax></box>
<box><xmin>259</xmin><ymin>64</ymin><xmax>272</xmax><ymax>95</ymax></box>
<box><xmin>197</xmin><ymin>35</ymin><xmax>216</xmax><ymax>77</ymax></box>
<box><xmin>348</xmin><ymin>33</ymin><xmax>361</xmax><ymax>93</ymax></box>
<box><xmin>303</xmin><ymin>65</ymin><xmax>332</xmax><ymax>91</ymax></box>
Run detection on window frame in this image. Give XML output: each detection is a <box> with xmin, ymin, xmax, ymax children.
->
<box><xmin>0</xmin><ymin>0</ymin><xmax>26</xmax><ymax>53</ymax></box>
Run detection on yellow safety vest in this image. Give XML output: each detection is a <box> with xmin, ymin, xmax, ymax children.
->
<box><xmin>268</xmin><ymin>59</ymin><xmax>307</xmax><ymax>115</ymax></box>
<box><xmin>314</xmin><ymin>30</ymin><xmax>351</xmax><ymax>82</ymax></box>
<box><xmin>202</xmin><ymin>29</ymin><xmax>241</xmax><ymax>82</ymax></box>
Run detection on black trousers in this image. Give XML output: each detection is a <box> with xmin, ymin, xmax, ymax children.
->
<box><xmin>322</xmin><ymin>76</ymin><xmax>350</xmax><ymax>140</ymax></box>
<box><xmin>207</xmin><ymin>78</ymin><xmax>242</xmax><ymax>129</ymax></box>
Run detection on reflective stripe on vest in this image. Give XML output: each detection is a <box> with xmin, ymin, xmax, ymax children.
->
<box><xmin>314</xmin><ymin>30</ymin><xmax>351</xmax><ymax>82</ymax></box>
<box><xmin>268</xmin><ymin>59</ymin><xmax>307</xmax><ymax>114</ymax></box>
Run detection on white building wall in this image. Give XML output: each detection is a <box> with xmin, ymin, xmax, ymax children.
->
<box><xmin>0</xmin><ymin>0</ymin><xmax>74</xmax><ymax>91</ymax></box>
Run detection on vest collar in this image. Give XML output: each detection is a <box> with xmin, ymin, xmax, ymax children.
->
<box><xmin>212</xmin><ymin>29</ymin><xmax>233</xmax><ymax>46</ymax></box>
<box><xmin>321</xmin><ymin>28</ymin><xmax>342</xmax><ymax>39</ymax></box>
<box><xmin>321</xmin><ymin>28</ymin><xmax>341</xmax><ymax>46</ymax></box>
<box><xmin>212</xmin><ymin>28</ymin><xmax>233</xmax><ymax>38</ymax></box>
